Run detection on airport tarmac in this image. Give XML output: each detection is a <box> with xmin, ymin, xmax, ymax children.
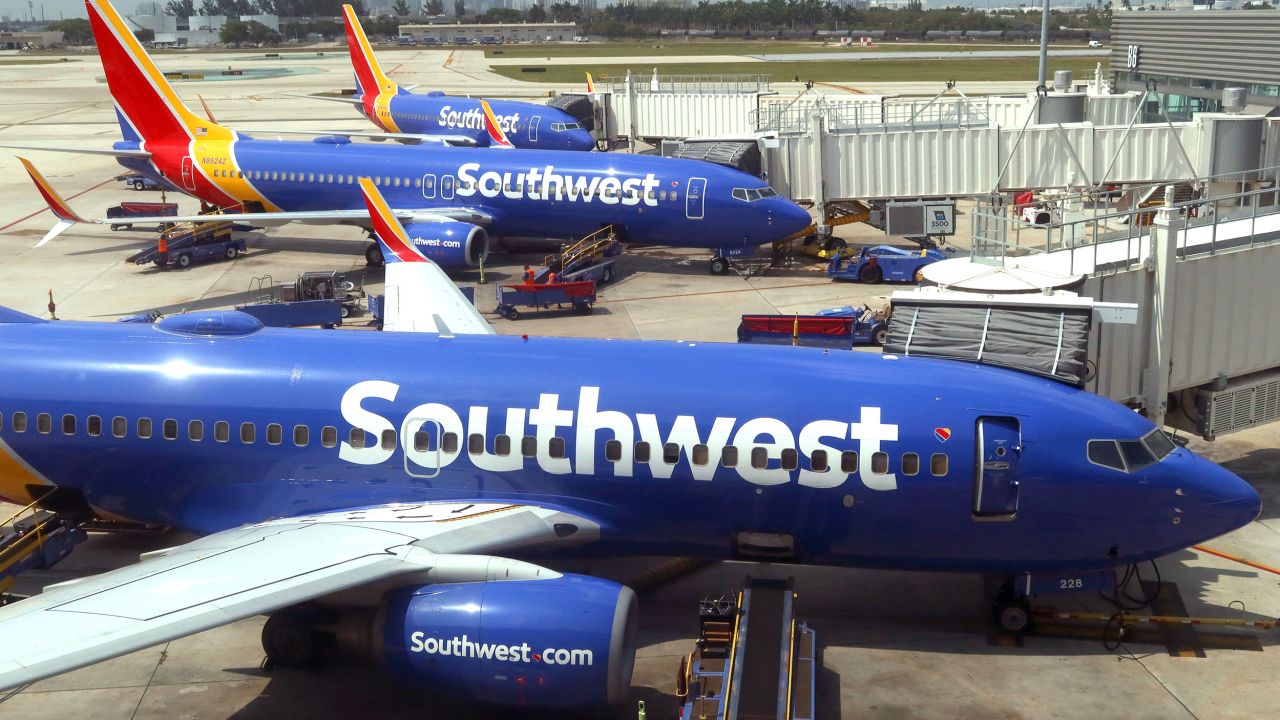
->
<box><xmin>0</xmin><ymin>47</ymin><xmax>1278</xmax><ymax>720</ymax></box>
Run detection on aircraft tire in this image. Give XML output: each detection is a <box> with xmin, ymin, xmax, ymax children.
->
<box><xmin>994</xmin><ymin>599</ymin><xmax>1032</xmax><ymax>635</ymax></box>
<box><xmin>261</xmin><ymin>609</ymin><xmax>316</xmax><ymax>668</ymax></box>
<box><xmin>710</xmin><ymin>257</ymin><xmax>730</xmax><ymax>275</ymax></box>
<box><xmin>365</xmin><ymin>243</ymin><xmax>384</xmax><ymax>266</ymax></box>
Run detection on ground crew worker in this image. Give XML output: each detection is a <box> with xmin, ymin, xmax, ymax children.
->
<box><xmin>158</xmin><ymin>235</ymin><xmax>169</xmax><ymax>268</ymax></box>
<box><xmin>546</xmin><ymin>270</ymin><xmax>559</xmax><ymax>284</ymax></box>
<box><xmin>523</xmin><ymin>265</ymin><xmax>535</xmax><ymax>284</ymax></box>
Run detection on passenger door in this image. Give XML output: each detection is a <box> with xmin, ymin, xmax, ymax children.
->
<box><xmin>973</xmin><ymin>416</ymin><xmax>1021</xmax><ymax>518</ymax></box>
<box><xmin>527</xmin><ymin>115</ymin><xmax>540</xmax><ymax>144</ymax></box>
<box><xmin>403</xmin><ymin>418</ymin><xmax>441</xmax><ymax>479</ymax></box>
<box><xmin>685</xmin><ymin>177</ymin><xmax>706</xmax><ymax>220</ymax></box>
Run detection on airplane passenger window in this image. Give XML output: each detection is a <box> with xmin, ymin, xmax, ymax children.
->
<box><xmin>605</xmin><ymin>439</ymin><xmax>621</xmax><ymax>462</ymax></box>
<box><xmin>349</xmin><ymin>428</ymin><xmax>366</xmax><ymax>449</ymax></box>
<box><xmin>266</xmin><ymin>424</ymin><xmax>283</xmax><ymax>445</ymax></box>
<box><xmin>136</xmin><ymin>417</ymin><xmax>151</xmax><ymax>439</ymax></box>
<box><xmin>241</xmin><ymin>422</ymin><xmax>256</xmax><ymax>444</ymax></box>
<box><xmin>840</xmin><ymin>451</ymin><xmax>859</xmax><ymax>474</ymax></box>
<box><xmin>663</xmin><ymin>442</ymin><xmax>680</xmax><ymax>464</ymax></box>
<box><xmin>12</xmin><ymin>412</ymin><xmax>26</xmax><ymax>433</ymax></box>
<box><xmin>810</xmin><ymin>450</ymin><xmax>828</xmax><ymax>472</ymax></box>
<box><xmin>659</xmin><ymin>191</ymin><xmax>668</xmax><ymax>201</ymax></box>
<box><xmin>37</xmin><ymin>413</ymin><xmax>51</xmax><ymax>434</ymax></box>
<box><xmin>373</xmin><ymin>177</ymin><xmax>381</xmax><ymax>186</ymax></box>
<box><xmin>930</xmin><ymin>453</ymin><xmax>948</xmax><ymax>476</ymax></box>
<box><xmin>383</xmin><ymin>177</ymin><xmax>392</xmax><ymax>187</ymax></box>
<box><xmin>111</xmin><ymin>416</ymin><xmax>125</xmax><ymax>438</ymax></box>
<box><xmin>781</xmin><ymin>448</ymin><xmax>798</xmax><ymax>471</ymax></box>
<box><xmin>871</xmin><ymin>452</ymin><xmax>889</xmax><ymax>474</ymax></box>
<box><xmin>468</xmin><ymin>433</ymin><xmax>485</xmax><ymax>454</ymax></box>
<box><xmin>1119</xmin><ymin>440</ymin><xmax>1156</xmax><ymax>472</ymax></box>
<box><xmin>214</xmin><ymin>421</ymin><xmax>230</xmax><ymax>443</ymax></box>
<box><xmin>87</xmin><ymin>416</ymin><xmax>101</xmax><ymax>437</ymax></box>
<box><xmin>61</xmin><ymin>414</ymin><xmax>75</xmax><ymax>436</ymax></box>
<box><xmin>322</xmin><ymin>426</ymin><xmax>337</xmax><ymax>448</ymax></box>
<box><xmin>495</xmin><ymin>434</ymin><xmax>511</xmax><ymax>456</ymax></box>
<box><xmin>721</xmin><ymin>446</ymin><xmax>738</xmax><ymax>467</ymax></box>
<box><xmin>414</xmin><ymin>430</ymin><xmax>432</xmax><ymax>452</ymax></box>
<box><xmin>1087</xmin><ymin>440</ymin><xmax>1124</xmax><ymax>471</ymax></box>
<box><xmin>1144</xmin><ymin>429</ymin><xmax>1177</xmax><ymax>460</ymax></box>
<box><xmin>692</xmin><ymin>444</ymin><xmax>709</xmax><ymax>466</ymax></box>
<box><xmin>414</xmin><ymin>178</ymin><xmax>423</xmax><ymax>188</ymax></box>
<box><xmin>347</xmin><ymin>175</ymin><xmax>355</xmax><ymax>184</ymax></box>
<box><xmin>635</xmin><ymin>442</ymin><xmax>651</xmax><ymax>463</ymax></box>
<box><xmin>521</xmin><ymin>436</ymin><xmax>537</xmax><ymax>457</ymax></box>
<box><xmin>442</xmin><ymin>433</ymin><xmax>459</xmax><ymax>454</ymax></box>
<box><xmin>902</xmin><ymin>453</ymin><xmax>920</xmax><ymax>476</ymax></box>
<box><xmin>163</xmin><ymin>419</ymin><xmax>178</xmax><ymax>440</ymax></box>
<box><xmin>307</xmin><ymin>174</ymin><xmax>315</xmax><ymax>183</ymax></box>
<box><xmin>189</xmin><ymin>420</ymin><xmax>203</xmax><ymax>442</ymax></box>
<box><xmin>327</xmin><ymin>174</ymin><xmax>334</xmax><ymax>184</ymax></box>
<box><xmin>378</xmin><ymin>428</ymin><xmax>394</xmax><ymax>450</ymax></box>
<box><xmin>549</xmin><ymin>437</ymin><xmax>566</xmax><ymax>459</ymax></box>
<box><xmin>294</xmin><ymin>425</ymin><xmax>308</xmax><ymax>447</ymax></box>
<box><xmin>751</xmin><ymin>447</ymin><xmax>768</xmax><ymax>469</ymax></box>
<box><xmin>393</xmin><ymin>177</ymin><xmax>401</xmax><ymax>188</ymax></box>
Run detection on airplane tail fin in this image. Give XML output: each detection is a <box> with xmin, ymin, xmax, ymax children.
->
<box><xmin>19</xmin><ymin>157</ymin><xmax>92</xmax><ymax>247</ymax></box>
<box><xmin>343</xmin><ymin>4</ymin><xmax>398</xmax><ymax>99</ymax></box>
<box><xmin>86</xmin><ymin>0</ymin><xmax>230</xmax><ymax>147</ymax></box>
<box><xmin>479</xmin><ymin>100</ymin><xmax>514</xmax><ymax>149</ymax></box>
<box><xmin>586</xmin><ymin>72</ymin><xmax>595</xmax><ymax>93</ymax></box>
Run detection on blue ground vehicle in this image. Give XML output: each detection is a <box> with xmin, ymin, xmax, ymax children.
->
<box><xmin>827</xmin><ymin>245</ymin><xmax>949</xmax><ymax>283</ymax></box>
<box><xmin>129</xmin><ymin>220</ymin><xmax>244</xmax><ymax>269</ymax></box>
<box><xmin>114</xmin><ymin>173</ymin><xmax>162</xmax><ymax>191</ymax></box>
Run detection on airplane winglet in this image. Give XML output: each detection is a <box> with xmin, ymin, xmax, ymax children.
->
<box><xmin>357</xmin><ymin>177</ymin><xmax>429</xmax><ymax>263</ymax></box>
<box><xmin>479</xmin><ymin>100</ymin><xmax>514</xmax><ymax>149</ymax></box>
<box><xmin>18</xmin><ymin>157</ymin><xmax>92</xmax><ymax>246</ymax></box>
<box><xmin>196</xmin><ymin>94</ymin><xmax>218</xmax><ymax>123</ymax></box>
<box><xmin>586</xmin><ymin>72</ymin><xmax>595</xmax><ymax>93</ymax></box>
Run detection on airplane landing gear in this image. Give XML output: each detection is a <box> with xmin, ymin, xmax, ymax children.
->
<box><xmin>710</xmin><ymin>256</ymin><xmax>730</xmax><ymax>275</ymax></box>
<box><xmin>261</xmin><ymin>607</ymin><xmax>321</xmax><ymax>668</ymax></box>
<box><xmin>993</xmin><ymin>595</ymin><xmax>1032</xmax><ymax>635</ymax></box>
<box><xmin>365</xmin><ymin>242</ymin><xmax>384</xmax><ymax>267</ymax></box>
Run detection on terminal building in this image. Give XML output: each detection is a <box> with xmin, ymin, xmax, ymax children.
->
<box><xmin>397</xmin><ymin>21</ymin><xmax>576</xmax><ymax>43</ymax></box>
<box><xmin>1110</xmin><ymin>11</ymin><xmax>1280</xmax><ymax>120</ymax></box>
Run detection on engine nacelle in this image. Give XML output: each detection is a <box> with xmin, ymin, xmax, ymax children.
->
<box><xmin>397</xmin><ymin>221</ymin><xmax>488</xmax><ymax>270</ymax></box>
<box><xmin>348</xmin><ymin>574</ymin><xmax>637</xmax><ymax>709</ymax></box>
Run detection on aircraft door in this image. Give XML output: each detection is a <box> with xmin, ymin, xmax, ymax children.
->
<box><xmin>403</xmin><ymin>418</ymin><xmax>441</xmax><ymax>479</ymax></box>
<box><xmin>527</xmin><ymin>115</ymin><xmax>540</xmax><ymax>144</ymax></box>
<box><xmin>686</xmin><ymin>177</ymin><xmax>706</xmax><ymax>220</ymax></box>
<box><xmin>180</xmin><ymin>156</ymin><xmax>198</xmax><ymax>192</ymax></box>
<box><xmin>974</xmin><ymin>416</ymin><xmax>1021</xmax><ymax>518</ymax></box>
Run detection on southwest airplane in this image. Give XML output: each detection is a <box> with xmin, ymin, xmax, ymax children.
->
<box><xmin>0</xmin><ymin>179</ymin><xmax>1261</xmax><ymax>708</ymax></box>
<box><xmin>310</xmin><ymin>5</ymin><xmax>597</xmax><ymax>151</ymax></box>
<box><xmin>15</xmin><ymin>0</ymin><xmax>811</xmax><ymax>273</ymax></box>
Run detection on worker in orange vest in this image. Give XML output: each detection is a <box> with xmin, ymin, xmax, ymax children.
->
<box><xmin>158</xmin><ymin>234</ymin><xmax>169</xmax><ymax>268</ymax></box>
<box><xmin>522</xmin><ymin>265</ymin><xmax>535</xmax><ymax>284</ymax></box>
<box><xmin>546</xmin><ymin>270</ymin><xmax>559</xmax><ymax>285</ymax></box>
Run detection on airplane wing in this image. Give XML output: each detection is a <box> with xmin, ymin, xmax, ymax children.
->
<box><xmin>0</xmin><ymin>501</ymin><xmax>597</xmax><ymax>690</ymax></box>
<box><xmin>17</xmin><ymin>158</ymin><xmax>493</xmax><ymax>246</ymax></box>
<box><xmin>360</xmin><ymin>177</ymin><xmax>494</xmax><ymax>335</ymax></box>
<box><xmin>0</xmin><ymin>144</ymin><xmax>151</xmax><ymax>158</ymax></box>
<box><xmin>282</xmin><ymin>92</ymin><xmax>364</xmax><ymax>105</ymax></box>
<box><xmin>247</xmin><ymin>127</ymin><xmax>479</xmax><ymax>147</ymax></box>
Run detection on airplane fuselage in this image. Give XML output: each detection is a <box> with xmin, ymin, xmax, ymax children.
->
<box><xmin>362</xmin><ymin>91</ymin><xmax>596</xmax><ymax>152</ymax></box>
<box><xmin>0</xmin><ymin>314</ymin><xmax>1258</xmax><ymax>575</ymax></box>
<box><xmin>119</xmin><ymin>135</ymin><xmax>810</xmax><ymax>250</ymax></box>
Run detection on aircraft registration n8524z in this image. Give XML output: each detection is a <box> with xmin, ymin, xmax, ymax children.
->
<box><xmin>325</xmin><ymin>4</ymin><xmax>596</xmax><ymax>151</ymax></box>
<box><xmin>10</xmin><ymin>0</ymin><xmax>812</xmax><ymax>273</ymax></box>
<box><xmin>0</xmin><ymin>181</ymin><xmax>1260</xmax><ymax>709</ymax></box>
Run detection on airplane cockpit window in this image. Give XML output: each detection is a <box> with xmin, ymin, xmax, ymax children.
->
<box><xmin>1087</xmin><ymin>440</ymin><xmax>1125</xmax><ymax>471</ymax></box>
<box><xmin>732</xmin><ymin>187</ymin><xmax>780</xmax><ymax>202</ymax></box>
<box><xmin>1144</xmin><ymin>429</ymin><xmax>1177</xmax><ymax>460</ymax></box>
<box><xmin>1119</xmin><ymin>440</ymin><xmax>1156</xmax><ymax>472</ymax></box>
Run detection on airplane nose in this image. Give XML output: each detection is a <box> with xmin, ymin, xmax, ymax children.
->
<box><xmin>1193</xmin><ymin>459</ymin><xmax>1261</xmax><ymax>537</ymax></box>
<box><xmin>774</xmin><ymin>200</ymin><xmax>814</xmax><ymax>237</ymax></box>
<box><xmin>566</xmin><ymin>130</ymin><xmax>595</xmax><ymax>151</ymax></box>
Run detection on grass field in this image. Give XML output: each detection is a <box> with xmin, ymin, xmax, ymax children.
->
<box><xmin>493</xmin><ymin>56</ymin><xmax>1102</xmax><ymax>84</ymax></box>
<box><xmin>484</xmin><ymin>39</ymin><xmax>1088</xmax><ymax>59</ymax></box>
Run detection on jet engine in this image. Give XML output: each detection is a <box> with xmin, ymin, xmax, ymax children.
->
<box><xmin>397</xmin><ymin>221</ymin><xmax>488</xmax><ymax>269</ymax></box>
<box><xmin>333</xmin><ymin>574</ymin><xmax>638</xmax><ymax>709</ymax></box>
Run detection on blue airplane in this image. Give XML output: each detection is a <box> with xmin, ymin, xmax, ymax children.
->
<box><xmin>313</xmin><ymin>5</ymin><xmax>597</xmax><ymax>152</ymax></box>
<box><xmin>13</xmin><ymin>0</ymin><xmax>810</xmax><ymax>274</ymax></box>
<box><xmin>0</xmin><ymin>178</ymin><xmax>1260</xmax><ymax>709</ymax></box>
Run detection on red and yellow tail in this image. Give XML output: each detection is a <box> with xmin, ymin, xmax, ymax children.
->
<box><xmin>86</xmin><ymin>0</ymin><xmax>229</xmax><ymax>147</ymax></box>
<box><xmin>480</xmin><ymin>100</ymin><xmax>514</xmax><ymax>149</ymax></box>
<box><xmin>359</xmin><ymin>178</ymin><xmax>429</xmax><ymax>264</ymax></box>
<box><xmin>343</xmin><ymin>4</ymin><xmax>398</xmax><ymax>100</ymax></box>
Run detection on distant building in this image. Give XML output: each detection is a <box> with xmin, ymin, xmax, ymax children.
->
<box><xmin>0</xmin><ymin>30</ymin><xmax>62</xmax><ymax>48</ymax></box>
<box><xmin>121</xmin><ymin>12</ymin><xmax>280</xmax><ymax>47</ymax></box>
<box><xmin>398</xmin><ymin>21</ymin><xmax>576</xmax><ymax>43</ymax></box>
<box><xmin>1111</xmin><ymin>10</ymin><xmax>1280</xmax><ymax>120</ymax></box>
